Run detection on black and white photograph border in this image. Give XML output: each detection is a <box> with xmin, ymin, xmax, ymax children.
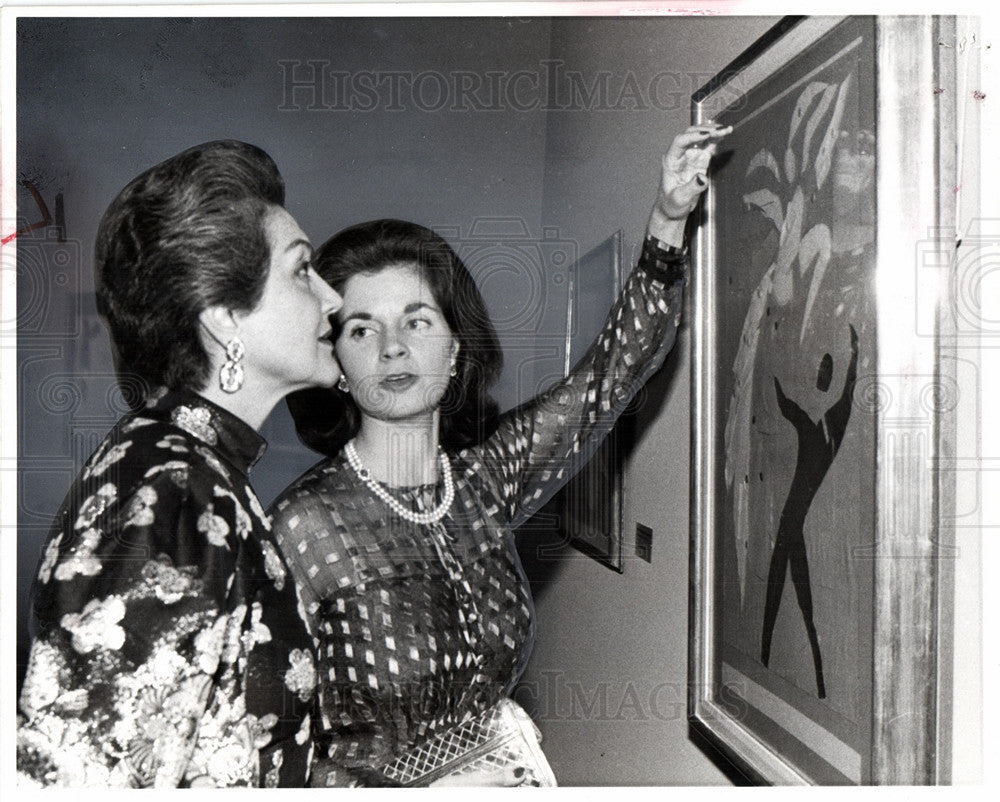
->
<box><xmin>1</xmin><ymin>0</ymin><xmax>997</xmax><ymax>794</ymax></box>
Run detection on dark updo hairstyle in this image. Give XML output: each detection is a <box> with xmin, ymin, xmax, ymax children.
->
<box><xmin>94</xmin><ymin>139</ymin><xmax>284</xmax><ymax>404</ymax></box>
<box><xmin>287</xmin><ymin>219</ymin><xmax>503</xmax><ymax>457</ymax></box>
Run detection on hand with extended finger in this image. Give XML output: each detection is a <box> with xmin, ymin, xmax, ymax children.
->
<box><xmin>648</xmin><ymin>123</ymin><xmax>731</xmax><ymax>246</ymax></box>
<box><xmin>655</xmin><ymin>123</ymin><xmax>731</xmax><ymax>219</ymax></box>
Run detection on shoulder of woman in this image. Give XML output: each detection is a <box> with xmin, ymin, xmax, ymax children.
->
<box><xmin>70</xmin><ymin>416</ymin><xmax>258</xmax><ymax>560</ymax></box>
<box><xmin>267</xmin><ymin>456</ymin><xmax>349</xmax><ymax>521</ymax></box>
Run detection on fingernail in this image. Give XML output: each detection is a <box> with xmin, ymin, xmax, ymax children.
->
<box><xmin>514</xmin><ymin>767</ymin><xmax>526</xmax><ymax>778</ymax></box>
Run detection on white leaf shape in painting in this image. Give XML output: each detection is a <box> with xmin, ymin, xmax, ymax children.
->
<box><xmin>800</xmin><ymin>82</ymin><xmax>838</xmax><ymax>177</ymax></box>
<box><xmin>771</xmin><ymin>187</ymin><xmax>805</xmax><ymax>306</ymax></box>
<box><xmin>784</xmin><ymin>81</ymin><xmax>829</xmax><ymax>182</ymax></box>
<box><xmin>814</xmin><ymin>74</ymin><xmax>854</xmax><ymax>191</ymax></box>
<box><xmin>798</xmin><ymin>224</ymin><xmax>833</xmax><ymax>343</ymax></box>
<box><xmin>724</xmin><ymin>263</ymin><xmax>776</xmax><ymax>599</ymax></box>
<box><xmin>746</xmin><ymin>148</ymin><xmax>782</xmax><ymax>184</ymax></box>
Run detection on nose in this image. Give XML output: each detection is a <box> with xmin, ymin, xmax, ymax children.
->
<box><xmin>315</xmin><ymin>275</ymin><xmax>342</xmax><ymax>316</ymax></box>
<box><xmin>380</xmin><ymin>327</ymin><xmax>408</xmax><ymax>361</ymax></box>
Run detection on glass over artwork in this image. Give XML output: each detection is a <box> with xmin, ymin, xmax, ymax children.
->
<box><xmin>707</xmin><ymin>17</ymin><xmax>878</xmax><ymax>783</ymax></box>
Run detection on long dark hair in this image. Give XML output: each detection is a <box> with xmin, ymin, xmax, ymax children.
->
<box><xmin>287</xmin><ymin>219</ymin><xmax>503</xmax><ymax>456</ymax></box>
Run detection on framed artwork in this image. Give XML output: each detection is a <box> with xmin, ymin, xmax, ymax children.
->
<box><xmin>689</xmin><ymin>17</ymin><xmax>959</xmax><ymax>784</ymax></box>
<box><xmin>560</xmin><ymin>231</ymin><xmax>625</xmax><ymax>572</ymax></box>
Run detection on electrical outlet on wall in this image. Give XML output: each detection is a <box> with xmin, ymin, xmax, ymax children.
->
<box><xmin>635</xmin><ymin>523</ymin><xmax>652</xmax><ymax>562</ymax></box>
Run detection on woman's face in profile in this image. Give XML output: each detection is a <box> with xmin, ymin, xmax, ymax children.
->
<box><xmin>236</xmin><ymin>206</ymin><xmax>343</xmax><ymax>395</ymax></box>
<box><xmin>335</xmin><ymin>263</ymin><xmax>459</xmax><ymax>425</ymax></box>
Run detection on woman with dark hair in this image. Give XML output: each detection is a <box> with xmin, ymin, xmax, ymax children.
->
<box><xmin>269</xmin><ymin>125</ymin><xmax>728</xmax><ymax>787</ymax></box>
<box><xmin>17</xmin><ymin>140</ymin><xmax>342</xmax><ymax>787</ymax></box>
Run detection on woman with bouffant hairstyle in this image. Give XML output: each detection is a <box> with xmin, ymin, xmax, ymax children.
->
<box><xmin>18</xmin><ymin>140</ymin><xmax>342</xmax><ymax>787</ymax></box>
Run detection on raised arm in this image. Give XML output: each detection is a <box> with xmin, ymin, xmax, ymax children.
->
<box><xmin>773</xmin><ymin>375</ymin><xmax>811</xmax><ymax>430</ymax></box>
<box><xmin>461</xmin><ymin>125</ymin><xmax>729</xmax><ymax>528</ymax></box>
<box><xmin>825</xmin><ymin>324</ymin><xmax>859</xmax><ymax>448</ymax></box>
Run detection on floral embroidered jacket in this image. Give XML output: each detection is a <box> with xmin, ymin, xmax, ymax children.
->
<box><xmin>269</xmin><ymin>252</ymin><xmax>685</xmax><ymax>786</ymax></box>
<box><xmin>17</xmin><ymin>389</ymin><xmax>318</xmax><ymax>788</ymax></box>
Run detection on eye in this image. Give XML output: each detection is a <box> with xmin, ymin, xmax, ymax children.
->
<box><xmin>347</xmin><ymin>323</ymin><xmax>374</xmax><ymax>340</ymax></box>
<box><xmin>296</xmin><ymin>259</ymin><xmax>313</xmax><ymax>280</ymax></box>
<box><xmin>406</xmin><ymin>317</ymin><xmax>432</xmax><ymax>331</ymax></box>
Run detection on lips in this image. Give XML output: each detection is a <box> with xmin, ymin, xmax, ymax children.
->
<box><xmin>380</xmin><ymin>373</ymin><xmax>418</xmax><ymax>392</ymax></box>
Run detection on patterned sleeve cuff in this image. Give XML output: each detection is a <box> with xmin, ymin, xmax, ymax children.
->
<box><xmin>638</xmin><ymin>235</ymin><xmax>689</xmax><ymax>285</ymax></box>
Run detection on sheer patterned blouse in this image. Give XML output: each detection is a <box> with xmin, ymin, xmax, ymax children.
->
<box><xmin>17</xmin><ymin>389</ymin><xmax>318</xmax><ymax>788</ymax></box>
<box><xmin>270</xmin><ymin>243</ymin><xmax>686</xmax><ymax>786</ymax></box>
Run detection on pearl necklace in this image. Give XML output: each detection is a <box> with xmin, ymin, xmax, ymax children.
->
<box><xmin>344</xmin><ymin>440</ymin><xmax>455</xmax><ymax>525</ymax></box>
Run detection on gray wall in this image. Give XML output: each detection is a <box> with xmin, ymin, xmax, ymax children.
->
<box><xmin>15</xmin><ymin>14</ymin><xmax>778</xmax><ymax>785</ymax></box>
<box><xmin>516</xmin><ymin>16</ymin><xmax>781</xmax><ymax>785</ymax></box>
<box><xmin>16</xmin><ymin>13</ymin><xmax>554</xmax><ymax>666</ymax></box>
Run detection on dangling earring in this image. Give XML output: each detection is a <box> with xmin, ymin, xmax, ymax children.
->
<box><xmin>449</xmin><ymin>359</ymin><xmax>458</xmax><ymax>378</ymax></box>
<box><xmin>337</xmin><ymin>375</ymin><xmax>350</xmax><ymax>393</ymax></box>
<box><xmin>219</xmin><ymin>337</ymin><xmax>245</xmax><ymax>393</ymax></box>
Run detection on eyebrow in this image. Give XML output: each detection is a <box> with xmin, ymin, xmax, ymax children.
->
<box><xmin>285</xmin><ymin>238</ymin><xmax>313</xmax><ymax>255</ymax></box>
<box><xmin>342</xmin><ymin>301</ymin><xmax>438</xmax><ymax>322</ymax></box>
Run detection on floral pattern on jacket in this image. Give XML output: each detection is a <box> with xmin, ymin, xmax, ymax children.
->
<box><xmin>17</xmin><ymin>390</ymin><xmax>317</xmax><ymax>788</ymax></box>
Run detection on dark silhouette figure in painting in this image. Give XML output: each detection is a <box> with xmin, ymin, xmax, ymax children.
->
<box><xmin>760</xmin><ymin>324</ymin><xmax>859</xmax><ymax>700</ymax></box>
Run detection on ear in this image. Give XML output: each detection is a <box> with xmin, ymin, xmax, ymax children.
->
<box><xmin>450</xmin><ymin>339</ymin><xmax>460</xmax><ymax>361</ymax></box>
<box><xmin>199</xmin><ymin>305</ymin><xmax>240</xmax><ymax>353</ymax></box>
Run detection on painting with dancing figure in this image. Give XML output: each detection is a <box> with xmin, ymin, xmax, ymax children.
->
<box><xmin>693</xmin><ymin>16</ymin><xmax>880</xmax><ymax>784</ymax></box>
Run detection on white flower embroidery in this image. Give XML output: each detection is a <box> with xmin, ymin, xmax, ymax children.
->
<box><xmin>244</xmin><ymin>602</ymin><xmax>272</xmax><ymax>651</ymax></box>
<box><xmin>194</xmin><ymin>445</ymin><xmax>230</xmax><ymax>482</ymax></box>
<box><xmin>214</xmin><ymin>486</ymin><xmax>252</xmax><ymax>538</ymax></box>
<box><xmin>53</xmin><ymin>688</ymin><xmax>90</xmax><ymax>712</ymax></box>
<box><xmin>156</xmin><ymin>434</ymin><xmax>190</xmax><ymax>453</ymax></box>
<box><xmin>141</xmin><ymin>558</ymin><xmax>197</xmax><ymax>605</ymax></box>
<box><xmin>145</xmin><ymin>386</ymin><xmax>168</xmax><ymax>406</ymax></box>
<box><xmin>143</xmin><ymin>460</ymin><xmax>190</xmax><ymax>488</ymax></box>
<box><xmin>295</xmin><ymin>712</ymin><xmax>311</xmax><ymax>746</ymax></box>
<box><xmin>171</xmin><ymin>405</ymin><xmax>218</xmax><ymax>446</ymax></box>
<box><xmin>197</xmin><ymin>504</ymin><xmax>230</xmax><ymax>548</ymax></box>
<box><xmin>74</xmin><ymin>483</ymin><xmax>117</xmax><ymax>530</ymax></box>
<box><xmin>245</xmin><ymin>488</ymin><xmax>271</xmax><ymax>532</ymax></box>
<box><xmin>220</xmin><ymin>605</ymin><xmax>247</xmax><ymax>667</ymax></box>
<box><xmin>247</xmin><ymin>602</ymin><xmax>271</xmax><ymax>652</ymax></box>
<box><xmin>283</xmin><ymin>649</ymin><xmax>316</xmax><ymax>702</ymax></box>
<box><xmin>53</xmin><ymin>528</ymin><xmax>102</xmax><ymax>582</ymax></box>
<box><xmin>123</xmin><ymin>485</ymin><xmax>157</xmax><ymax>528</ymax></box>
<box><xmin>194</xmin><ymin>616</ymin><xmax>230</xmax><ymax>675</ymax></box>
<box><xmin>19</xmin><ymin>640</ymin><xmax>64</xmax><ymax>715</ymax></box>
<box><xmin>205</xmin><ymin>744</ymin><xmax>254</xmax><ymax>787</ymax></box>
<box><xmin>121</xmin><ymin>416</ymin><xmax>156</xmax><ymax>433</ymax></box>
<box><xmin>37</xmin><ymin>533</ymin><xmax>63</xmax><ymax>584</ymax></box>
<box><xmin>260</xmin><ymin>540</ymin><xmax>287</xmax><ymax>591</ymax></box>
<box><xmin>60</xmin><ymin>595</ymin><xmax>126</xmax><ymax>654</ymax></box>
<box><xmin>147</xmin><ymin>644</ymin><xmax>192</xmax><ymax>686</ymax></box>
<box><xmin>83</xmin><ymin>440</ymin><xmax>132</xmax><ymax>480</ymax></box>
<box><xmin>253</xmin><ymin>713</ymin><xmax>279</xmax><ymax>749</ymax></box>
